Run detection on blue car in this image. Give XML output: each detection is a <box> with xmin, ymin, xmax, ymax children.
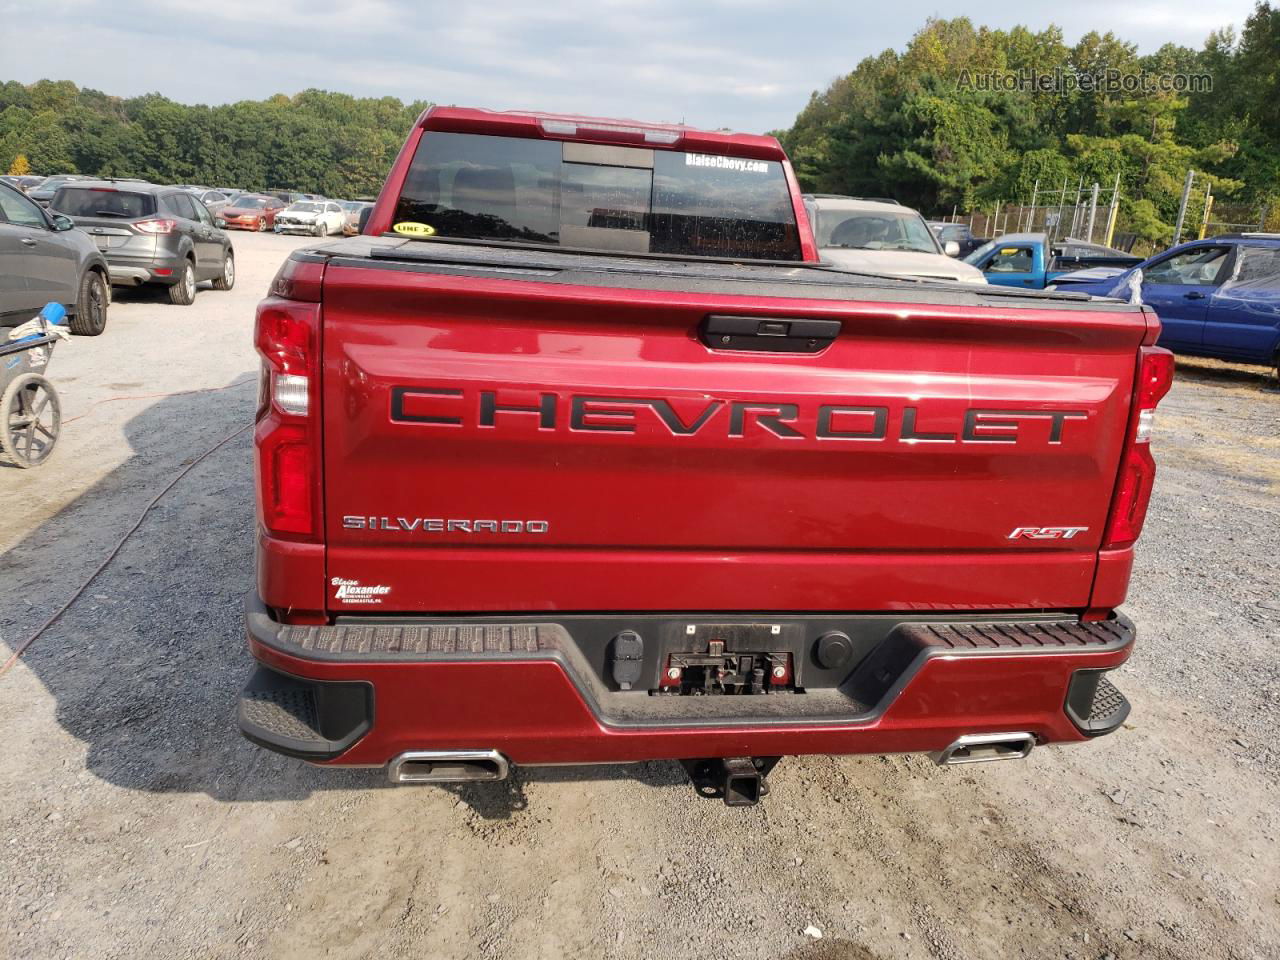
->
<box><xmin>1052</xmin><ymin>234</ymin><xmax>1280</xmax><ymax>375</ymax></box>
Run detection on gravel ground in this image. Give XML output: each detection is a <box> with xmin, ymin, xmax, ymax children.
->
<box><xmin>0</xmin><ymin>232</ymin><xmax>1276</xmax><ymax>960</ymax></box>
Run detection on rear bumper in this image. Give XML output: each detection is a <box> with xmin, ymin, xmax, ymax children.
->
<box><xmin>239</xmin><ymin>595</ymin><xmax>1135</xmax><ymax>767</ymax></box>
<box><xmin>105</xmin><ymin>252</ymin><xmax>186</xmax><ymax>286</ymax></box>
<box><xmin>106</xmin><ymin>266</ymin><xmax>152</xmax><ymax>285</ymax></box>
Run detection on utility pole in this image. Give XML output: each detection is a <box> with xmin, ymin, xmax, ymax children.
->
<box><xmin>1027</xmin><ymin>178</ymin><xmax>1040</xmax><ymax>232</ymax></box>
<box><xmin>1085</xmin><ymin>182</ymin><xmax>1100</xmax><ymax>242</ymax></box>
<box><xmin>1173</xmin><ymin>168</ymin><xmax>1195</xmax><ymax>245</ymax></box>
<box><xmin>1053</xmin><ymin>175</ymin><xmax>1070</xmax><ymax>242</ymax></box>
<box><xmin>1104</xmin><ymin>171</ymin><xmax>1122</xmax><ymax>248</ymax></box>
<box><xmin>1070</xmin><ymin>176</ymin><xmax>1084</xmax><ymax>237</ymax></box>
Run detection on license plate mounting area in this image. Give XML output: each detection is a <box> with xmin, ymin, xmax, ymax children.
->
<box><xmin>657</xmin><ymin>623</ymin><xmax>796</xmax><ymax>696</ymax></box>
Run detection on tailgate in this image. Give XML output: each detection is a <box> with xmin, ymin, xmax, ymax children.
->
<box><xmin>319</xmin><ymin>260</ymin><xmax>1144</xmax><ymax>613</ymax></box>
<box><xmin>77</xmin><ymin>221</ymin><xmax>142</xmax><ymax>252</ymax></box>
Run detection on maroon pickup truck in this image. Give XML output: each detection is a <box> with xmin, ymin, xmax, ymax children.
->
<box><xmin>239</xmin><ymin>107</ymin><xmax>1172</xmax><ymax>805</ymax></box>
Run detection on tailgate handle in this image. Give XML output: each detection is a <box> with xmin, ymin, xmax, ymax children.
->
<box><xmin>700</xmin><ymin>315</ymin><xmax>841</xmax><ymax>353</ymax></box>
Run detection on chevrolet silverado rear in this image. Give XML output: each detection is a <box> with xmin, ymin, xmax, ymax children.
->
<box><xmin>238</xmin><ymin>107</ymin><xmax>1172</xmax><ymax>805</ymax></box>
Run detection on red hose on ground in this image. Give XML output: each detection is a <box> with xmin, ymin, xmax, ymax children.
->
<box><xmin>0</xmin><ymin>395</ymin><xmax>255</xmax><ymax>679</ymax></box>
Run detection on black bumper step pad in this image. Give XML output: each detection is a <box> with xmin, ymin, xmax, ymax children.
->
<box><xmin>237</xmin><ymin>667</ymin><xmax>372</xmax><ymax>760</ymax></box>
<box><xmin>1088</xmin><ymin>677</ymin><xmax>1130</xmax><ymax>725</ymax></box>
<box><xmin>240</xmin><ymin>684</ymin><xmax>322</xmax><ymax>745</ymax></box>
<box><xmin>1065</xmin><ymin>670</ymin><xmax>1132</xmax><ymax>736</ymax></box>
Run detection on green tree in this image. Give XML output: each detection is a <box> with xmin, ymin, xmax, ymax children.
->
<box><xmin>0</xmin><ymin>79</ymin><xmax>431</xmax><ymax>194</ymax></box>
<box><xmin>779</xmin><ymin>10</ymin><xmax>1258</xmax><ymax>240</ymax></box>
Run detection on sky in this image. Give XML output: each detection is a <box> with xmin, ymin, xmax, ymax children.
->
<box><xmin>0</xmin><ymin>0</ymin><xmax>1260</xmax><ymax>133</ymax></box>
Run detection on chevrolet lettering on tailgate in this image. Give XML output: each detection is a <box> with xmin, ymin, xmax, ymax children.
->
<box><xmin>390</xmin><ymin>387</ymin><xmax>1091</xmax><ymax>445</ymax></box>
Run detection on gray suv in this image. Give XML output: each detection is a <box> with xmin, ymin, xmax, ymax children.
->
<box><xmin>0</xmin><ymin>181</ymin><xmax>110</xmax><ymax>336</ymax></box>
<box><xmin>50</xmin><ymin>181</ymin><xmax>235</xmax><ymax>305</ymax></box>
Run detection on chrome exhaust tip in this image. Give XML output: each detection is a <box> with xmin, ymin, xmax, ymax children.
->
<box><xmin>932</xmin><ymin>732</ymin><xmax>1035</xmax><ymax>766</ymax></box>
<box><xmin>388</xmin><ymin>749</ymin><xmax>510</xmax><ymax>784</ymax></box>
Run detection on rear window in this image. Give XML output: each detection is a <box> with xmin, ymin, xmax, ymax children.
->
<box><xmin>52</xmin><ymin>188</ymin><xmax>155</xmax><ymax>219</ymax></box>
<box><xmin>393</xmin><ymin>131</ymin><xmax>802</xmax><ymax>261</ymax></box>
<box><xmin>1231</xmin><ymin>245</ymin><xmax>1280</xmax><ymax>284</ymax></box>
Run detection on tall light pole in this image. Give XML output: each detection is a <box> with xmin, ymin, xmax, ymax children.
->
<box><xmin>1173</xmin><ymin>168</ymin><xmax>1195</xmax><ymax>245</ymax></box>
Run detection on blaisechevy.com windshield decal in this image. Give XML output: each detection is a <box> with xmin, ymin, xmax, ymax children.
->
<box><xmin>684</xmin><ymin>153</ymin><xmax>769</xmax><ymax>173</ymax></box>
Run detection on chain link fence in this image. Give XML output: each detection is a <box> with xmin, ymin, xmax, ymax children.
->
<box><xmin>944</xmin><ymin>196</ymin><xmax>1273</xmax><ymax>259</ymax></box>
<box><xmin>1202</xmin><ymin>201</ymin><xmax>1270</xmax><ymax>238</ymax></box>
<box><xmin>940</xmin><ymin>199</ymin><xmax>1122</xmax><ymax>248</ymax></box>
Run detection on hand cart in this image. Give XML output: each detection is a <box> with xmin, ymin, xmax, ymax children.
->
<box><xmin>0</xmin><ymin>303</ymin><xmax>68</xmax><ymax>468</ymax></box>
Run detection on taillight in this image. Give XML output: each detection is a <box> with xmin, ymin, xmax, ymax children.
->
<box><xmin>254</xmin><ymin>256</ymin><xmax>324</xmax><ymax>540</ymax></box>
<box><xmin>134</xmin><ymin>218</ymin><xmax>177</xmax><ymax>235</ymax></box>
<box><xmin>1102</xmin><ymin>346</ymin><xmax>1174</xmax><ymax>549</ymax></box>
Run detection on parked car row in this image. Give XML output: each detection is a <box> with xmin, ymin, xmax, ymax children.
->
<box><xmin>212</xmin><ymin>194</ymin><xmax>372</xmax><ymax>236</ymax></box>
<box><xmin>6</xmin><ymin>175</ymin><xmax>372</xmax><ymax>233</ymax></box>
<box><xmin>3</xmin><ymin>171</ymin><xmax>374</xmax><ymax>339</ymax></box>
<box><xmin>0</xmin><ymin>175</ymin><xmax>241</xmax><ymax>339</ymax></box>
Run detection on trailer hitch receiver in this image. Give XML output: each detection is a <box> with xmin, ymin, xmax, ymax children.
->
<box><xmin>681</xmin><ymin>756</ymin><xmax>780</xmax><ymax>806</ymax></box>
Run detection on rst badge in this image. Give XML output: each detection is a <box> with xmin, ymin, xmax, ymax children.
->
<box><xmin>1008</xmin><ymin>526</ymin><xmax>1089</xmax><ymax>540</ymax></box>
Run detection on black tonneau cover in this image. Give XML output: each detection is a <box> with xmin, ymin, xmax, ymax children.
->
<box><xmin>301</xmin><ymin>236</ymin><xmax>1140</xmax><ymax>311</ymax></box>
